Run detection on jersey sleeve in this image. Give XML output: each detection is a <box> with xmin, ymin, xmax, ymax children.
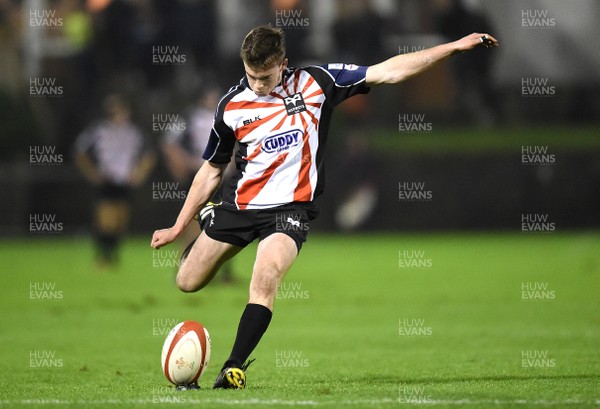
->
<box><xmin>202</xmin><ymin>113</ymin><xmax>236</xmax><ymax>164</ymax></box>
<box><xmin>306</xmin><ymin>64</ymin><xmax>370</xmax><ymax>107</ymax></box>
<box><xmin>202</xmin><ymin>86</ymin><xmax>244</xmax><ymax>164</ymax></box>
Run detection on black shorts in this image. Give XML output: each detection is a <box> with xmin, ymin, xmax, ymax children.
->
<box><xmin>202</xmin><ymin>202</ymin><xmax>319</xmax><ymax>252</ymax></box>
<box><xmin>99</xmin><ymin>183</ymin><xmax>131</xmax><ymax>201</ymax></box>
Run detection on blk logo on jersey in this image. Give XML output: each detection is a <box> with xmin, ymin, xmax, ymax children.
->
<box><xmin>262</xmin><ymin>129</ymin><xmax>303</xmax><ymax>154</ymax></box>
<box><xmin>283</xmin><ymin>93</ymin><xmax>307</xmax><ymax>115</ymax></box>
<box><xmin>243</xmin><ymin>115</ymin><xmax>261</xmax><ymax>126</ymax></box>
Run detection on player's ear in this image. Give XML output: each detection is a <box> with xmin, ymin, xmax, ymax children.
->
<box><xmin>281</xmin><ymin>58</ymin><xmax>288</xmax><ymax>70</ymax></box>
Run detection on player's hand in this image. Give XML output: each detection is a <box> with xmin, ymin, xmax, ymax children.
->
<box><xmin>455</xmin><ymin>32</ymin><xmax>499</xmax><ymax>52</ymax></box>
<box><xmin>151</xmin><ymin>226</ymin><xmax>180</xmax><ymax>249</ymax></box>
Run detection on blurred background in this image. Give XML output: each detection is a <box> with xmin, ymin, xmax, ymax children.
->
<box><xmin>1</xmin><ymin>0</ymin><xmax>599</xmax><ymax>240</ymax></box>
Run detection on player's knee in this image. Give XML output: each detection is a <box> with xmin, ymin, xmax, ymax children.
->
<box><xmin>176</xmin><ymin>273</ymin><xmax>200</xmax><ymax>293</ymax></box>
<box><xmin>251</xmin><ymin>265</ymin><xmax>280</xmax><ymax>296</ymax></box>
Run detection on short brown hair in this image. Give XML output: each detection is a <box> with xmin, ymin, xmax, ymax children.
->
<box><xmin>240</xmin><ymin>25</ymin><xmax>286</xmax><ymax>70</ymax></box>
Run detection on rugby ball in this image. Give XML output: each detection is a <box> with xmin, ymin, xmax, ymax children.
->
<box><xmin>161</xmin><ymin>320</ymin><xmax>211</xmax><ymax>385</ymax></box>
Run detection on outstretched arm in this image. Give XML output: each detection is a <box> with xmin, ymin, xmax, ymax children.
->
<box><xmin>366</xmin><ymin>32</ymin><xmax>498</xmax><ymax>86</ymax></box>
<box><xmin>151</xmin><ymin>160</ymin><xmax>226</xmax><ymax>249</ymax></box>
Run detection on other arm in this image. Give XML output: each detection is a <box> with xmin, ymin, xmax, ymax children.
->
<box><xmin>129</xmin><ymin>151</ymin><xmax>156</xmax><ymax>187</ymax></box>
<box><xmin>74</xmin><ymin>153</ymin><xmax>103</xmax><ymax>185</ymax></box>
<box><xmin>150</xmin><ymin>161</ymin><xmax>226</xmax><ymax>249</ymax></box>
<box><xmin>365</xmin><ymin>32</ymin><xmax>498</xmax><ymax>86</ymax></box>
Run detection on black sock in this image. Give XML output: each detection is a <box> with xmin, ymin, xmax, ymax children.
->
<box><xmin>224</xmin><ymin>303</ymin><xmax>272</xmax><ymax>369</ymax></box>
<box><xmin>96</xmin><ymin>233</ymin><xmax>119</xmax><ymax>264</ymax></box>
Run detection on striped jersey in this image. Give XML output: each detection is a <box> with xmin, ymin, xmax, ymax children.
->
<box><xmin>75</xmin><ymin>119</ymin><xmax>149</xmax><ymax>185</ymax></box>
<box><xmin>203</xmin><ymin>64</ymin><xmax>370</xmax><ymax>210</ymax></box>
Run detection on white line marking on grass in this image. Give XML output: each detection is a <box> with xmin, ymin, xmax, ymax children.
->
<box><xmin>420</xmin><ymin>399</ymin><xmax>599</xmax><ymax>406</ymax></box>
<box><xmin>1</xmin><ymin>398</ymin><xmax>598</xmax><ymax>406</ymax></box>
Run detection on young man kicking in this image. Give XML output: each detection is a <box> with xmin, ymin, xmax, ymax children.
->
<box><xmin>151</xmin><ymin>25</ymin><xmax>498</xmax><ymax>389</ymax></box>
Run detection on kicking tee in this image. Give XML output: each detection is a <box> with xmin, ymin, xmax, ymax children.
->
<box><xmin>203</xmin><ymin>64</ymin><xmax>370</xmax><ymax>210</ymax></box>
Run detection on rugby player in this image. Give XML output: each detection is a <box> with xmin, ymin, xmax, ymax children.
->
<box><xmin>151</xmin><ymin>25</ymin><xmax>498</xmax><ymax>389</ymax></box>
<box><xmin>75</xmin><ymin>94</ymin><xmax>155</xmax><ymax>268</ymax></box>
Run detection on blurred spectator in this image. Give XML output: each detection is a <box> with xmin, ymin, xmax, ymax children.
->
<box><xmin>332</xmin><ymin>0</ymin><xmax>386</xmax><ymax>64</ymax></box>
<box><xmin>330</xmin><ymin>96</ymin><xmax>379</xmax><ymax>231</ymax></box>
<box><xmin>135</xmin><ymin>0</ymin><xmax>176</xmax><ymax>90</ymax></box>
<box><xmin>167</xmin><ymin>0</ymin><xmax>218</xmax><ymax>71</ymax></box>
<box><xmin>329</xmin><ymin>0</ymin><xmax>383</xmax><ymax>230</ymax></box>
<box><xmin>0</xmin><ymin>0</ymin><xmax>21</xmax><ymax>96</ymax></box>
<box><xmin>92</xmin><ymin>0</ymin><xmax>136</xmax><ymax>79</ymax></box>
<box><xmin>333</xmin><ymin>129</ymin><xmax>379</xmax><ymax>231</ymax></box>
<box><xmin>62</xmin><ymin>0</ymin><xmax>93</xmax><ymax>53</ymax></box>
<box><xmin>74</xmin><ymin>94</ymin><xmax>156</xmax><ymax>268</ymax></box>
<box><xmin>434</xmin><ymin>0</ymin><xmax>499</xmax><ymax>126</ymax></box>
<box><xmin>59</xmin><ymin>0</ymin><xmax>96</xmax><ymax>147</ymax></box>
<box><xmin>161</xmin><ymin>88</ymin><xmax>220</xmax><ymax>187</ymax></box>
<box><xmin>161</xmin><ymin>87</ymin><xmax>236</xmax><ymax>282</ymax></box>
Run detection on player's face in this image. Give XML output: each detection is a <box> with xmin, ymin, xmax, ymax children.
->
<box><xmin>108</xmin><ymin>104</ymin><xmax>130</xmax><ymax>124</ymax></box>
<box><xmin>244</xmin><ymin>59</ymin><xmax>288</xmax><ymax>97</ymax></box>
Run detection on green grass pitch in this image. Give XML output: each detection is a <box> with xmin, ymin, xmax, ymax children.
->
<box><xmin>0</xmin><ymin>233</ymin><xmax>598</xmax><ymax>408</ymax></box>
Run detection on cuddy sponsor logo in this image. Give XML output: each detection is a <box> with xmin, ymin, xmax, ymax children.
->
<box><xmin>262</xmin><ymin>129</ymin><xmax>303</xmax><ymax>154</ymax></box>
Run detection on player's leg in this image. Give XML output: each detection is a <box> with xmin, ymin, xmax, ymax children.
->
<box><xmin>214</xmin><ymin>233</ymin><xmax>299</xmax><ymax>389</ymax></box>
<box><xmin>178</xmin><ymin>208</ymin><xmax>237</xmax><ymax>284</ymax></box>
<box><xmin>248</xmin><ymin>232</ymin><xmax>298</xmax><ymax>310</ymax></box>
<box><xmin>94</xmin><ymin>181</ymin><xmax>132</xmax><ymax>268</ymax></box>
<box><xmin>94</xmin><ymin>200</ymin><xmax>111</xmax><ymax>265</ymax></box>
<box><xmin>95</xmin><ymin>199</ymin><xmax>128</xmax><ymax>266</ymax></box>
<box><xmin>175</xmin><ymin>230</ymin><xmax>242</xmax><ymax>292</ymax></box>
<box><xmin>113</xmin><ymin>201</ymin><xmax>130</xmax><ymax>233</ymax></box>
